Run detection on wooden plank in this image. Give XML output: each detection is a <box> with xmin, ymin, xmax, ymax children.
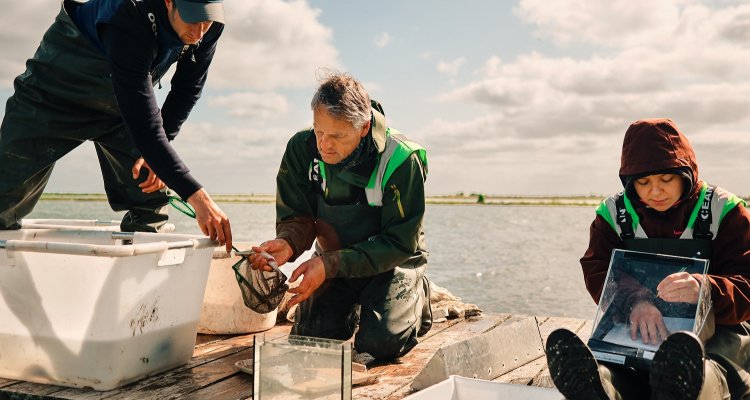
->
<box><xmin>102</xmin><ymin>348</ymin><xmax>252</xmax><ymax>399</ymax></box>
<box><xmin>51</xmin><ymin>341</ymin><xmax>255</xmax><ymax>399</ymax></box>
<box><xmin>3</xmin><ymin>326</ymin><xmax>285</xmax><ymax>400</ymax></box>
<box><xmin>0</xmin><ymin>378</ymin><xmax>19</xmax><ymax>389</ymax></box>
<box><xmin>489</xmin><ymin>314</ymin><xmax>554</xmax><ymax>385</ymax></box>
<box><xmin>27</xmin><ymin>318</ymin><xmax>447</xmax><ymax>400</ymax></box>
<box><xmin>495</xmin><ymin>319</ymin><xmax>597</xmax><ymax>390</ymax></box>
<box><xmin>193</xmin><ymin>323</ymin><xmax>291</xmax><ymax>358</ymax></box>
<box><xmin>494</xmin><ymin>316</ymin><xmax>587</xmax><ymax>387</ymax></box>
<box><xmin>576</xmin><ymin>319</ymin><xmax>595</xmax><ymax>342</ymax></box>
<box><xmin>0</xmin><ymin>381</ymin><xmax>68</xmax><ymax>397</ymax></box>
<box><xmin>195</xmin><ymin>333</ymin><xmax>234</xmax><ymax>347</ymax></box>
<box><xmin>358</xmin><ymin>314</ymin><xmax>512</xmax><ymax>400</ymax></box>
<box><xmin>538</xmin><ymin>316</ymin><xmax>587</xmax><ymax>342</ymax></box>
<box><xmin>531</xmin><ymin>317</ymin><xmax>588</xmax><ymax>388</ymax></box>
<box><xmin>183</xmin><ymin>374</ymin><xmax>252</xmax><ymax>400</ymax></box>
<box><xmin>0</xmin><ymin>315</ymin><xmax>588</xmax><ymax>400</ymax></box>
<box><xmin>411</xmin><ymin>315</ymin><xmax>542</xmax><ymax>391</ymax></box>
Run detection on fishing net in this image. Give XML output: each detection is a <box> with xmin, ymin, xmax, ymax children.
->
<box><xmin>168</xmin><ymin>196</ymin><xmax>288</xmax><ymax>314</ymax></box>
<box><xmin>232</xmin><ymin>250</ymin><xmax>289</xmax><ymax>314</ymax></box>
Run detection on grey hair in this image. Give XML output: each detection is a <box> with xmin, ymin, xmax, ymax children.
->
<box><xmin>311</xmin><ymin>73</ymin><xmax>371</xmax><ymax>129</ymax></box>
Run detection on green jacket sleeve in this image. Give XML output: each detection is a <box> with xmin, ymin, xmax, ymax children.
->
<box><xmin>322</xmin><ymin>152</ymin><xmax>427</xmax><ymax>278</ymax></box>
<box><xmin>275</xmin><ymin>131</ymin><xmax>318</xmax><ymax>261</ymax></box>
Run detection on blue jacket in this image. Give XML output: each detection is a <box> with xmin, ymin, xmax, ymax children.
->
<box><xmin>69</xmin><ymin>0</ymin><xmax>224</xmax><ymax>199</ymax></box>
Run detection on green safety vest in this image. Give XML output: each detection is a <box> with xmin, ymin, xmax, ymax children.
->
<box><xmin>310</xmin><ymin>128</ymin><xmax>427</xmax><ymax>207</ymax></box>
<box><xmin>596</xmin><ymin>182</ymin><xmax>744</xmax><ymax>240</ymax></box>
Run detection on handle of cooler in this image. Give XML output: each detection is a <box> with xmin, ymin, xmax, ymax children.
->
<box><xmin>111</xmin><ymin>232</ymin><xmax>218</xmax><ymax>250</ymax></box>
<box><xmin>0</xmin><ymin>237</ymin><xmax>212</xmax><ymax>257</ymax></box>
<box><xmin>0</xmin><ymin>239</ymin><xmax>166</xmax><ymax>256</ymax></box>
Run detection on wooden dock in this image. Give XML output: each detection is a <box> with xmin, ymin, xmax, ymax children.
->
<box><xmin>0</xmin><ymin>314</ymin><xmax>593</xmax><ymax>399</ymax></box>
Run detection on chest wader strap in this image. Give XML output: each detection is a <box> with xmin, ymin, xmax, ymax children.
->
<box><xmin>615</xmin><ymin>195</ymin><xmax>635</xmax><ymax>240</ymax></box>
<box><xmin>308</xmin><ymin>158</ymin><xmax>328</xmax><ymax>198</ymax></box>
<box><xmin>692</xmin><ymin>185</ymin><xmax>715</xmax><ymax>240</ymax></box>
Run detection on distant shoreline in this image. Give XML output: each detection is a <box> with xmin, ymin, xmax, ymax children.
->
<box><xmin>40</xmin><ymin>192</ymin><xmax>608</xmax><ymax>207</ymax></box>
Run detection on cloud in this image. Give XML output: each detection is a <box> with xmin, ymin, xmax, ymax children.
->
<box><xmin>0</xmin><ymin>0</ymin><xmax>341</xmax><ymax>92</ymax></box>
<box><xmin>437</xmin><ymin>57</ymin><xmax>466</xmax><ymax>76</ymax></box>
<box><xmin>437</xmin><ymin>2</ymin><xmax>750</xmax><ymax>141</ymax></box>
<box><xmin>196</xmin><ymin>0</ymin><xmax>342</xmax><ymax>90</ymax></box>
<box><xmin>208</xmin><ymin>92</ymin><xmax>290</xmax><ymax>120</ymax></box>
<box><xmin>374</xmin><ymin>32</ymin><xmax>391</xmax><ymax>48</ymax></box>
<box><xmin>167</xmin><ymin>122</ymin><xmax>298</xmax><ymax>193</ymax></box>
<box><xmin>514</xmin><ymin>0</ymin><xmax>682</xmax><ymax>47</ymax></box>
<box><xmin>42</xmin><ymin>120</ymin><xmax>300</xmax><ymax>195</ymax></box>
<box><xmin>417</xmin><ymin>122</ymin><xmax>623</xmax><ymax>195</ymax></box>
<box><xmin>423</xmin><ymin>0</ymin><xmax>750</xmax><ymax>194</ymax></box>
<box><xmin>361</xmin><ymin>81</ymin><xmax>382</xmax><ymax>95</ymax></box>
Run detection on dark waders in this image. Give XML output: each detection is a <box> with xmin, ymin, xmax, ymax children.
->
<box><xmin>0</xmin><ymin>3</ymin><xmax>168</xmax><ymax>232</ymax></box>
<box><xmin>291</xmin><ymin>196</ymin><xmax>432</xmax><ymax>361</ymax></box>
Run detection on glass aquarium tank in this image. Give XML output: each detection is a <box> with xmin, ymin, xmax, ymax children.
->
<box><xmin>588</xmin><ymin>249</ymin><xmax>710</xmax><ymax>370</ymax></box>
<box><xmin>253</xmin><ymin>334</ymin><xmax>352</xmax><ymax>400</ymax></box>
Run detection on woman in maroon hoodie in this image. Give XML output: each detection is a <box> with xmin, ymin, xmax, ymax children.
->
<box><xmin>546</xmin><ymin>119</ymin><xmax>750</xmax><ymax>400</ymax></box>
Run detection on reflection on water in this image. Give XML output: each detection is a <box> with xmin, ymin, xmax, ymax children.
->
<box><xmin>29</xmin><ymin>201</ymin><xmax>599</xmax><ymax>319</ymax></box>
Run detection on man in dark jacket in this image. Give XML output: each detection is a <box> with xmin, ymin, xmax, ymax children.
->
<box><xmin>547</xmin><ymin>119</ymin><xmax>750</xmax><ymax>399</ymax></box>
<box><xmin>0</xmin><ymin>0</ymin><xmax>232</xmax><ymax>251</ymax></box>
<box><xmin>249</xmin><ymin>73</ymin><xmax>432</xmax><ymax>360</ymax></box>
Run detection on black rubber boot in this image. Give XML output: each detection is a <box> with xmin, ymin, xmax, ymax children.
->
<box><xmin>650</xmin><ymin>331</ymin><xmax>705</xmax><ymax>400</ymax></box>
<box><xmin>546</xmin><ymin>328</ymin><xmax>612</xmax><ymax>400</ymax></box>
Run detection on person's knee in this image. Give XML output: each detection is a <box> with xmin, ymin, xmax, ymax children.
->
<box><xmin>699</xmin><ymin>360</ymin><xmax>730</xmax><ymax>400</ymax></box>
<box><xmin>292</xmin><ymin>303</ymin><xmax>357</xmax><ymax>341</ymax></box>
<box><xmin>354</xmin><ymin>324</ymin><xmax>416</xmax><ymax>360</ymax></box>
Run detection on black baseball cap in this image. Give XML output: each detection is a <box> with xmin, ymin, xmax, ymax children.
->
<box><xmin>174</xmin><ymin>0</ymin><xmax>225</xmax><ymax>24</ymax></box>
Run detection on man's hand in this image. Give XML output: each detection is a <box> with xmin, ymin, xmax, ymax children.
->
<box><xmin>657</xmin><ymin>272</ymin><xmax>700</xmax><ymax>304</ymax></box>
<box><xmin>132</xmin><ymin>157</ymin><xmax>166</xmax><ymax>193</ymax></box>
<box><xmin>187</xmin><ymin>188</ymin><xmax>232</xmax><ymax>252</ymax></box>
<box><xmin>629</xmin><ymin>301</ymin><xmax>669</xmax><ymax>345</ymax></box>
<box><xmin>287</xmin><ymin>257</ymin><xmax>326</xmax><ymax>307</ymax></box>
<box><xmin>250</xmin><ymin>239</ymin><xmax>293</xmax><ymax>271</ymax></box>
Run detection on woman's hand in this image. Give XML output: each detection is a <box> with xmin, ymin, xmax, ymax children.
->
<box><xmin>657</xmin><ymin>272</ymin><xmax>700</xmax><ymax>304</ymax></box>
<box><xmin>629</xmin><ymin>301</ymin><xmax>669</xmax><ymax>345</ymax></box>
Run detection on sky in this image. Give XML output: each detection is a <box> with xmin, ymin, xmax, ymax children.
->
<box><xmin>1</xmin><ymin>0</ymin><xmax>750</xmax><ymax>196</ymax></box>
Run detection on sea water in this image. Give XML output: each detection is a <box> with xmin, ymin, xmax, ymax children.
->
<box><xmin>28</xmin><ymin>201</ymin><xmax>599</xmax><ymax>319</ymax></box>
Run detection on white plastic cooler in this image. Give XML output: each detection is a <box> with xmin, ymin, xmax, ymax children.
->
<box><xmin>0</xmin><ymin>227</ymin><xmax>215</xmax><ymax>390</ymax></box>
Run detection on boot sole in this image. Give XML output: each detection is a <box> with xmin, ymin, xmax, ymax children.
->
<box><xmin>546</xmin><ymin>328</ymin><xmax>610</xmax><ymax>400</ymax></box>
<box><xmin>649</xmin><ymin>331</ymin><xmax>704</xmax><ymax>400</ymax></box>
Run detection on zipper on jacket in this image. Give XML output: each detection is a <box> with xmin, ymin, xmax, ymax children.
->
<box><xmin>391</xmin><ymin>184</ymin><xmax>404</xmax><ymax>218</ymax></box>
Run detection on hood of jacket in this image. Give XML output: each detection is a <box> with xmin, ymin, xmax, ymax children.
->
<box><xmin>619</xmin><ymin>118</ymin><xmax>700</xmax><ymax>203</ymax></box>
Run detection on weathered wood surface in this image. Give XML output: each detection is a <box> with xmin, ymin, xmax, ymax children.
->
<box><xmin>0</xmin><ymin>314</ymin><xmax>589</xmax><ymax>399</ymax></box>
<box><xmin>496</xmin><ymin>316</ymin><xmax>591</xmax><ymax>388</ymax></box>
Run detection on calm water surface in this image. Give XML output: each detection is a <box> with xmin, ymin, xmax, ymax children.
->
<box><xmin>28</xmin><ymin>201</ymin><xmax>599</xmax><ymax>319</ymax></box>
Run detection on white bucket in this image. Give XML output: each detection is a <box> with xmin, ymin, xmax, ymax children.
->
<box><xmin>0</xmin><ymin>228</ymin><xmax>216</xmax><ymax>390</ymax></box>
<box><xmin>197</xmin><ymin>244</ymin><xmax>277</xmax><ymax>334</ymax></box>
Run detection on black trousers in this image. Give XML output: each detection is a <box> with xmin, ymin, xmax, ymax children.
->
<box><xmin>0</xmin><ymin>5</ymin><xmax>168</xmax><ymax>232</ymax></box>
<box><xmin>291</xmin><ymin>263</ymin><xmax>432</xmax><ymax>361</ymax></box>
